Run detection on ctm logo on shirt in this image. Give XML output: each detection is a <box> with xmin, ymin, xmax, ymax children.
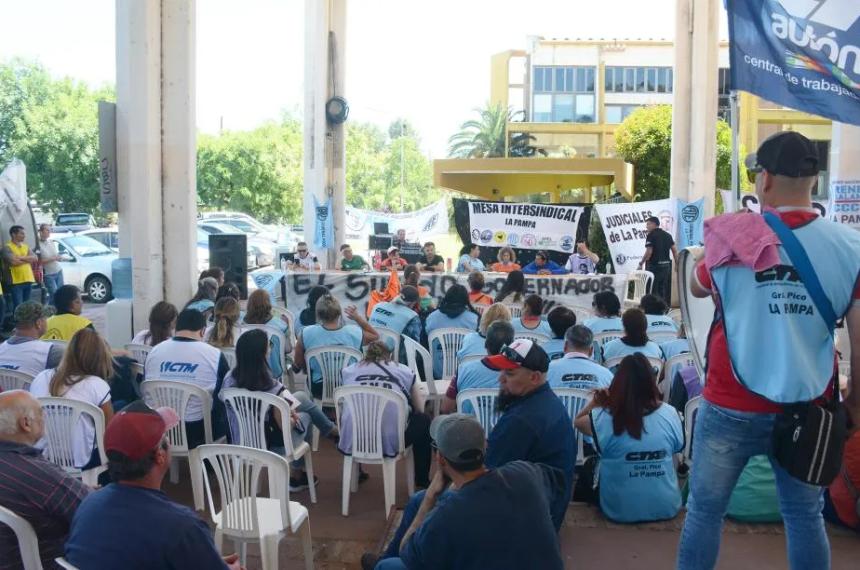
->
<box><xmin>160</xmin><ymin>362</ymin><xmax>199</xmax><ymax>374</ymax></box>
<box><xmin>776</xmin><ymin>0</ymin><xmax>860</xmax><ymax>32</ymax></box>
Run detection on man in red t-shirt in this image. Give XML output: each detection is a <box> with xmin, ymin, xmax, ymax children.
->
<box><xmin>677</xmin><ymin>132</ymin><xmax>860</xmax><ymax>570</ymax></box>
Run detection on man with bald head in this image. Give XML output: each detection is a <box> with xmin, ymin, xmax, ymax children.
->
<box><xmin>0</xmin><ymin>390</ymin><xmax>90</xmax><ymax>569</ymax></box>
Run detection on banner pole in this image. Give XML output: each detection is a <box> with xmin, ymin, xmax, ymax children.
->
<box><xmin>730</xmin><ymin>90</ymin><xmax>740</xmax><ymax>209</ymax></box>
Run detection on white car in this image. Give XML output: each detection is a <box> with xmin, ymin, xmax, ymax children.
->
<box><xmin>200</xmin><ymin>213</ymin><xmax>300</xmax><ymax>249</ymax></box>
<box><xmin>197</xmin><ymin>222</ymin><xmax>275</xmax><ymax>268</ymax></box>
<box><xmin>51</xmin><ymin>234</ymin><xmax>117</xmax><ymax>303</ymax></box>
<box><xmin>78</xmin><ymin>227</ymin><xmax>119</xmax><ymax>252</ymax></box>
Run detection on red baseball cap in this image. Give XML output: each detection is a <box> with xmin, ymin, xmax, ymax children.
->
<box><xmin>104</xmin><ymin>401</ymin><xmax>180</xmax><ymax>460</ymax></box>
<box><xmin>482</xmin><ymin>338</ymin><xmax>550</xmax><ymax>373</ymax></box>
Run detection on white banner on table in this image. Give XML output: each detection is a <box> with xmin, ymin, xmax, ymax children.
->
<box><xmin>282</xmin><ymin>271</ymin><xmax>627</xmax><ymax>315</ymax></box>
<box><xmin>344</xmin><ymin>199</ymin><xmax>449</xmax><ymax>242</ymax></box>
<box><xmin>466</xmin><ymin>201</ymin><xmax>585</xmax><ymax>253</ymax></box>
<box><xmin>595</xmin><ymin>198</ymin><xmax>676</xmax><ymax>274</ymax></box>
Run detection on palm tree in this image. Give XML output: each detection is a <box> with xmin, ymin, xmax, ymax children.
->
<box><xmin>447</xmin><ymin>103</ymin><xmax>545</xmax><ymax>158</ymax></box>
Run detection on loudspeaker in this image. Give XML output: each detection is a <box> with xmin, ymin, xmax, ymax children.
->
<box><xmin>208</xmin><ymin>234</ymin><xmax>248</xmax><ymax>299</ymax></box>
<box><xmin>369</xmin><ymin>235</ymin><xmax>392</xmax><ymax>251</ymax></box>
<box><xmin>373</xmin><ymin>222</ymin><xmax>389</xmax><ymax>235</ymax></box>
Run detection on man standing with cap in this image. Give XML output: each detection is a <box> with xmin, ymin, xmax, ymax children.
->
<box><xmin>638</xmin><ymin>215</ymin><xmax>678</xmax><ymax>304</ymax></box>
<box><xmin>678</xmin><ymin>131</ymin><xmax>860</xmax><ymax>569</ymax></box>
<box><xmin>375</xmin><ymin>414</ymin><xmax>564</xmax><ymax>570</ymax></box>
<box><xmin>64</xmin><ymin>401</ymin><xmax>240</xmax><ymax>569</ymax></box>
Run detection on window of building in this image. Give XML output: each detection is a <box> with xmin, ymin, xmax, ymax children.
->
<box><xmin>532</xmin><ymin>65</ymin><xmax>597</xmax><ymax>123</ymax></box>
<box><xmin>624</xmin><ymin>68</ymin><xmax>635</xmax><ymax>92</ymax></box>
<box><xmin>606</xmin><ymin>66</ymin><xmax>674</xmax><ymax>94</ymax></box>
<box><xmin>533</xmin><ymin>93</ymin><xmax>552</xmax><ymax>122</ymax></box>
<box><xmin>718</xmin><ymin>67</ymin><xmax>731</xmax><ymax>95</ymax></box>
<box><xmin>604</xmin><ymin>104</ymin><xmax>641</xmax><ymax>123</ymax></box>
<box><xmin>553</xmin><ymin>94</ymin><xmax>574</xmax><ymax>121</ymax></box>
<box><xmin>575</xmin><ymin>95</ymin><xmax>595</xmax><ymax>122</ymax></box>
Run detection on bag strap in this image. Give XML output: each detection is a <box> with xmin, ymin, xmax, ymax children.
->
<box><xmin>374</xmin><ymin>362</ymin><xmax>414</xmax><ymax>411</ymax></box>
<box><xmin>762</xmin><ymin>212</ymin><xmax>837</xmax><ymax>330</ymax></box>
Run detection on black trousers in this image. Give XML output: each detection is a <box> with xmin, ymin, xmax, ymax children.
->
<box><xmin>648</xmin><ymin>262</ymin><xmax>673</xmax><ymax>304</ymax></box>
<box><xmin>405</xmin><ymin>411</ymin><xmax>432</xmax><ymax>487</ymax></box>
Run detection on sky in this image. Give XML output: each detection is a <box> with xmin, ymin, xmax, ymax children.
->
<box><xmin>0</xmin><ymin>0</ymin><xmax>728</xmax><ymax>157</ymax></box>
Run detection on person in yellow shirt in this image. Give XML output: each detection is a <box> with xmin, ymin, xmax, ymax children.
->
<box><xmin>42</xmin><ymin>285</ymin><xmax>94</xmax><ymax>341</ymax></box>
<box><xmin>3</xmin><ymin>225</ymin><xmax>37</xmax><ymax>310</ymax></box>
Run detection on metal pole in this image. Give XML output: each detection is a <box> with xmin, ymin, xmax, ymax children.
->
<box><xmin>730</xmin><ymin>90</ymin><xmax>739</xmax><ymax>210</ymax></box>
<box><xmin>400</xmin><ymin>122</ymin><xmax>405</xmax><ymax>212</ymax></box>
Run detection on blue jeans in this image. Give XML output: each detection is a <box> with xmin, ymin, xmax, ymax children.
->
<box><xmin>10</xmin><ymin>283</ymin><xmax>31</xmax><ymax>309</ymax></box>
<box><xmin>382</xmin><ymin>489</ymin><xmax>455</xmax><ymax>559</ymax></box>
<box><xmin>44</xmin><ymin>271</ymin><xmax>63</xmax><ymax>306</ymax></box>
<box><xmin>375</xmin><ymin>559</ymin><xmax>407</xmax><ymax>570</ymax></box>
<box><xmin>677</xmin><ymin>401</ymin><xmax>829</xmax><ymax>570</ymax></box>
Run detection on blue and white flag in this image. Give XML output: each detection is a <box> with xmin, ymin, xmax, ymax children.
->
<box><xmin>726</xmin><ymin>0</ymin><xmax>860</xmax><ymax>125</ymax></box>
<box><xmin>677</xmin><ymin>198</ymin><xmax>705</xmax><ymax>249</ymax></box>
<box><xmin>313</xmin><ymin>195</ymin><xmax>334</xmax><ymax>250</ymax></box>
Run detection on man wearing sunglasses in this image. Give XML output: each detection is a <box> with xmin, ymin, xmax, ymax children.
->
<box><xmin>292</xmin><ymin>241</ymin><xmax>320</xmax><ymax>271</ymax></box>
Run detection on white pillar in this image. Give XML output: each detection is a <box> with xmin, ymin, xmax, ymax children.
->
<box><xmin>670</xmin><ymin>0</ymin><xmax>692</xmax><ymax>201</ymax></box>
<box><xmin>116</xmin><ymin>0</ymin><xmax>164</xmax><ymax>331</ymax></box>
<box><xmin>161</xmin><ymin>0</ymin><xmax>198</xmax><ymax>308</ymax></box>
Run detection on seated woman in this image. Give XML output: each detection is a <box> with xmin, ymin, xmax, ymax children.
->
<box><xmin>205</xmin><ymin>297</ymin><xmax>242</xmax><ymax>349</ymax></box>
<box><xmin>512</xmin><ymin>294</ymin><xmax>554</xmax><ymax>338</ymax></box>
<box><xmin>489</xmin><ymin>246</ymin><xmax>521</xmax><ymax>273</ymax></box>
<box><xmin>456</xmin><ymin>244</ymin><xmax>485</xmax><ymax>273</ymax></box>
<box><xmin>220</xmin><ymin>329</ymin><xmax>337</xmax><ymax>492</ymax></box>
<box><xmin>602</xmin><ymin>309</ymin><xmax>664</xmax><ymax>370</ymax></box>
<box><xmin>424</xmin><ymin>284</ymin><xmax>479</xmax><ymax>379</ymax></box>
<box><xmin>243</xmin><ymin>289</ymin><xmax>291</xmax><ymax>379</ymax></box>
<box><xmin>457</xmin><ymin>303</ymin><xmax>512</xmax><ymax>360</ymax></box>
<box><xmin>494</xmin><ymin>270</ymin><xmax>526</xmax><ymax>306</ymax></box>
<box><xmin>42</xmin><ymin>286</ymin><xmax>94</xmax><ymax>341</ymax></box>
<box><xmin>574</xmin><ymin>353</ymin><xmax>684</xmax><ymax>523</ymax></box>
<box><xmin>184</xmin><ymin>277</ymin><xmax>218</xmax><ymax>318</ymax></box>
<box><xmin>293</xmin><ymin>294</ymin><xmax>378</xmax><ymax>399</ymax></box>
<box><xmin>639</xmin><ymin>294</ymin><xmax>678</xmax><ymax>333</ymax></box>
<box><xmin>295</xmin><ymin>285</ymin><xmax>329</xmax><ymax>340</ymax></box>
<box><xmin>404</xmin><ymin>264</ymin><xmax>434</xmax><ymax>312</ymax></box>
<box><xmin>30</xmin><ymin>328</ymin><xmax>115</xmax><ymax>470</ymax></box>
<box><xmin>467</xmin><ymin>271</ymin><xmax>493</xmax><ymax>306</ymax></box>
<box><xmin>131</xmin><ymin>301</ymin><xmax>178</xmax><ymax>347</ymax></box>
<box><xmin>340</xmin><ymin>341</ymin><xmax>431</xmax><ymax>488</ymax></box>
<box><xmin>582</xmin><ymin>291</ymin><xmax>624</xmax><ymax>334</ymax></box>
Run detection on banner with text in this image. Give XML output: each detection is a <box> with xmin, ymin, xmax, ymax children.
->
<box><xmin>829</xmin><ymin>180</ymin><xmax>860</xmax><ymax>230</ymax></box>
<box><xmin>726</xmin><ymin>0</ymin><xmax>860</xmax><ymax>126</ymax></box>
<box><xmin>464</xmin><ymin>200</ymin><xmax>587</xmax><ymax>253</ymax></box>
<box><xmin>344</xmin><ymin>199</ymin><xmax>449</xmax><ymax>243</ymax></box>
<box><xmin>595</xmin><ymin>199</ymin><xmax>677</xmax><ymax>274</ymax></box>
<box><xmin>739</xmin><ymin>194</ymin><xmax>829</xmax><ymax>218</ymax></box>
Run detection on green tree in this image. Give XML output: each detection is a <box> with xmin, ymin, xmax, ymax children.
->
<box><xmin>0</xmin><ymin>59</ymin><xmax>52</xmax><ymax>164</ymax></box>
<box><xmin>448</xmin><ymin>102</ymin><xmax>544</xmax><ymax>158</ymax></box>
<box><xmin>614</xmin><ymin>104</ymin><xmax>735</xmax><ymax>201</ymax></box>
<box><xmin>388</xmin><ymin>118</ymin><xmax>416</xmax><ymax>141</ymax></box>
<box><xmin>383</xmin><ymin>136</ymin><xmax>439</xmax><ymax>212</ymax></box>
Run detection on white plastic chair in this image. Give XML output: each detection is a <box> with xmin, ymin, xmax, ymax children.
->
<box><xmin>240</xmin><ymin>325</ymin><xmax>291</xmax><ymax>385</ymax></box>
<box><xmin>473</xmin><ymin>304</ymin><xmax>487</xmax><ymax>316</ymax></box>
<box><xmin>569</xmin><ymin>306</ymin><xmax>595</xmax><ymax>324</ymax></box>
<box><xmin>220</xmin><ymin>388</ymin><xmax>317</xmax><ymax>503</ymax></box>
<box><xmin>124</xmin><ymin>343</ymin><xmax>152</xmax><ymax>363</ymax></box>
<box><xmin>0</xmin><ymin>369</ymin><xmax>34</xmax><ymax>392</ymax></box>
<box><xmin>403</xmin><ymin>336</ymin><xmax>446</xmax><ymax>416</ymax></box>
<box><xmin>456</xmin><ymin>389</ymin><xmax>501</xmax><ymax>437</ymax></box>
<box><xmin>515</xmin><ymin>331</ymin><xmax>551</xmax><ymax>345</ymax></box>
<box><xmin>372</xmin><ymin>327</ymin><xmax>402</xmax><ymax>362</ymax></box>
<box><xmin>305</xmin><ymin>345</ymin><xmax>362</xmax><ymax>450</ymax></box>
<box><xmin>554</xmin><ymin>387</ymin><xmax>592</xmax><ymax>465</ymax></box>
<box><xmin>37</xmin><ymin>397</ymin><xmax>107</xmax><ymax>487</ymax></box>
<box><xmin>427</xmin><ymin>327</ymin><xmax>471</xmax><ymax>381</ymax></box>
<box><xmin>140</xmin><ymin>380</ymin><xmax>213</xmax><ymax>510</ymax></box>
<box><xmin>667</xmin><ymin>308</ymin><xmax>682</xmax><ymax>326</ymax></box>
<box><xmin>220</xmin><ymin>348</ymin><xmax>237</xmax><ymax>370</ymax></box>
<box><xmin>54</xmin><ymin>559</ymin><xmax>77</xmax><ymax>570</ymax></box>
<box><xmin>0</xmin><ymin>504</ymin><xmax>43</xmax><ymax>570</ymax></box>
<box><xmin>44</xmin><ymin>340</ymin><xmax>68</xmax><ymax>351</ymax></box>
<box><xmin>624</xmin><ymin>270</ymin><xmax>654</xmax><ymax>307</ymax></box>
<box><xmin>196</xmin><ymin>444</ymin><xmax>313</xmax><ymax>570</ymax></box>
<box><xmin>335</xmin><ymin>385</ymin><xmax>414</xmax><ymax>518</ymax></box>
<box><xmin>663</xmin><ymin>352</ymin><xmax>696</xmax><ymax>401</ymax></box>
<box><xmin>683</xmin><ymin>395</ymin><xmax>703</xmax><ymax>467</ymax></box>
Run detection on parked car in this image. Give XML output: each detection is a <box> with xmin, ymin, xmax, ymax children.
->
<box><xmin>197</xmin><ymin>222</ymin><xmax>274</xmax><ymax>268</ymax></box>
<box><xmin>200</xmin><ymin>212</ymin><xmax>301</xmax><ymax>248</ymax></box>
<box><xmin>78</xmin><ymin>227</ymin><xmax>119</xmax><ymax>252</ymax></box>
<box><xmin>51</xmin><ymin>234</ymin><xmax>117</xmax><ymax>303</ymax></box>
<box><xmin>53</xmin><ymin>213</ymin><xmax>96</xmax><ymax>233</ymax></box>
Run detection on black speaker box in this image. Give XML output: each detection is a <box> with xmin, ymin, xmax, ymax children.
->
<box><xmin>208</xmin><ymin>234</ymin><xmax>248</xmax><ymax>299</ymax></box>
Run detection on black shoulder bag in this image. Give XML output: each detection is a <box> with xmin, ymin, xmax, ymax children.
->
<box><xmin>764</xmin><ymin>212</ymin><xmax>847</xmax><ymax>486</ymax></box>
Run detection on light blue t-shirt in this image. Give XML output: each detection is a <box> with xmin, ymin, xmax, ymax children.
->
<box><xmin>457</xmin><ymin>332</ymin><xmax>487</xmax><ymax>361</ymax></box>
<box><xmin>512</xmin><ymin>317</ymin><xmax>554</xmax><ymax>339</ymax></box>
<box><xmin>543</xmin><ymin>338</ymin><xmax>566</xmax><ymax>361</ymax></box>
<box><xmin>660</xmin><ymin>339</ymin><xmax>692</xmax><ymax>384</ymax></box>
<box><xmin>457</xmin><ymin>255</ymin><xmax>485</xmax><ymax>273</ymax></box>
<box><xmin>185</xmin><ymin>299</ymin><xmax>214</xmax><ymax>314</ymax></box>
<box><xmin>646</xmin><ymin>315</ymin><xmax>678</xmax><ymax>333</ymax></box>
<box><xmin>591</xmin><ymin>403</ymin><xmax>683</xmax><ymax>523</ymax></box>
<box><xmin>547</xmin><ymin>353</ymin><xmax>613</xmax><ymax>390</ymax></box>
<box><xmin>425</xmin><ymin>309</ymin><xmax>479</xmax><ymax>379</ymax></box>
<box><xmin>582</xmin><ymin>316</ymin><xmax>624</xmax><ymax>334</ymax></box>
<box><xmin>300</xmin><ymin>324</ymin><xmax>362</xmax><ymax>385</ymax></box>
<box><xmin>243</xmin><ymin>316</ymin><xmax>291</xmax><ymax>379</ymax></box>
<box><xmin>601</xmin><ymin>339</ymin><xmax>664</xmax><ymax>372</ymax></box>
<box><xmin>455</xmin><ymin>360</ymin><xmax>500</xmax><ymax>413</ymax></box>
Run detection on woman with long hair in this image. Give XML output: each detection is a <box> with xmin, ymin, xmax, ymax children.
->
<box><xmin>494</xmin><ymin>270</ymin><xmax>526</xmax><ymax>305</ymax></box>
<box><xmin>424</xmin><ymin>284</ymin><xmax>479</xmax><ymax>379</ymax></box>
<box><xmin>340</xmin><ymin>340</ymin><xmax>431</xmax><ymax>488</ymax></box>
<box><xmin>243</xmin><ymin>289</ymin><xmax>290</xmax><ymax>378</ymax></box>
<box><xmin>29</xmin><ymin>328</ymin><xmax>115</xmax><ymax>468</ymax></box>
<box><xmin>490</xmin><ymin>246</ymin><xmax>521</xmax><ymax>273</ymax></box>
<box><xmin>198</xmin><ymin>267</ymin><xmax>225</xmax><ymax>287</ymax></box>
<box><xmin>467</xmin><ymin>271</ymin><xmax>493</xmax><ymax>306</ymax></box>
<box><xmin>512</xmin><ymin>294</ymin><xmax>554</xmax><ymax>338</ymax></box>
<box><xmin>601</xmin><ymin>309</ymin><xmax>663</xmax><ymax>368</ymax></box>
<box><xmin>131</xmin><ymin>301</ymin><xmax>178</xmax><ymax>347</ymax></box>
<box><xmin>220</xmin><ymin>329</ymin><xmax>337</xmax><ymax>492</ymax></box>
<box><xmin>295</xmin><ymin>285</ymin><xmax>329</xmax><ymax>339</ymax></box>
<box><xmin>457</xmin><ymin>303</ymin><xmax>512</xmax><ymax>360</ymax></box>
<box><xmin>574</xmin><ymin>353</ymin><xmax>683</xmax><ymax>523</ymax></box>
<box><xmin>184</xmin><ymin>277</ymin><xmax>218</xmax><ymax>317</ymax></box>
<box><xmin>403</xmin><ymin>264</ymin><xmax>434</xmax><ymax>311</ymax></box>
<box><xmin>205</xmin><ymin>297</ymin><xmax>242</xmax><ymax>348</ymax></box>
<box><xmin>582</xmin><ymin>291</ymin><xmax>624</xmax><ymax>334</ymax></box>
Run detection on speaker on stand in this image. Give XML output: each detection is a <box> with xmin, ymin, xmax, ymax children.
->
<box><xmin>208</xmin><ymin>234</ymin><xmax>248</xmax><ymax>299</ymax></box>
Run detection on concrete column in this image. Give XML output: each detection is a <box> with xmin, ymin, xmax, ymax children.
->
<box><xmin>669</xmin><ymin>0</ymin><xmax>693</xmax><ymax>200</ymax></box>
<box><xmin>116</xmin><ymin>0</ymin><xmax>164</xmax><ymax>330</ymax></box>
<box><xmin>161</xmin><ymin>0</ymin><xmax>198</xmax><ymax>309</ymax></box>
<box><xmin>329</xmin><ymin>0</ymin><xmax>347</xmax><ymax>268</ymax></box>
<box><xmin>687</xmin><ymin>0</ymin><xmax>718</xmax><ymax>217</ymax></box>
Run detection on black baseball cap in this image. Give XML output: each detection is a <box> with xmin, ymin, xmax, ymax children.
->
<box><xmin>483</xmin><ymin>338</ymin><xmax>550</xmax><ymax>373</ymax></box>
<box><xmin>745</xmin><ymin>131</ymin><xmax>819</xmax><ymax>178</ymax></box>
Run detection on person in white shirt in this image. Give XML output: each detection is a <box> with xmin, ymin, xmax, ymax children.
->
<box><xmin>36</xmin><ymin>224</ymin><xmax>65</xmax><ymax>306</ymax></box>
<box><xmin>29</xmin><ymin>328</ymin><xmax>114</xmax><ymax>469</ymax></box>
<box><xmin>204</xmin><ymin>297</ymin><xmax>242</xmax><ymax>349</ymax></box>
<box><xmin>144</xmin><ymin>309</ymin><xmax>230</xmax><ymax>446</ymax></box>
<box><xmin>130</xmin><ymin>301</ymin><xmax>178</xmax><ymax>347</ymax></box>
<box><xmin>547</xmin><ymin>325</ymin><xmax>613</xmax><ymax>390</ymax></box>
<box><xmin>292</xmin><ymin>241</ymin><xmax>321</xmax><ymax>271</ymax></box>
<box><xmin>0</xmin><ymin>302</ymin><xmax>64</xmax><ymax>376</ymax></box>
<box><xmin>564</xmin><ymin>241</ymin><xmax>599</xmax><ymax>275</ymax></box>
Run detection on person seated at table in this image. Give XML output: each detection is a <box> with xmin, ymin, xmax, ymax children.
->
<box><xmin>381</xmin><ymin>246</ymin><xmax>407</xmax><ymax>271</ymax></box>
<box><xmin>494</xmin><ymin>270</ymin><xmax>526</xmax><ymax>305</ymax></box>
<box><xmin>512</xmin><ymin>294</ymin><xmax>554</xmax><ymax>338</ymax></box>
<box><xmin>457</xmin><ymin>303</ymin><xmax>512</xmax><ymax>361</ymax></box>
<box><xmin>582</xmin><ymin>291</ymin><xmax>624</xmax><ymax>334</ymax></box>
<box><xmin>295</xmin><ymin>285</ymin><xmax>329</xmax><ymax>340</ymax></box>
<box><xmin>574</xmin><ymin>353</ymin><xmax>683</xmax><ymax>523</ymax></box>
<box><xmin>424</xmin><ymin>284</ymin><xmax>479</xmax><ymax>379</ymax></box>
<box><xmin>294</xmin><ymin>294</ymin><xmax>378</xmax><ymax>399</ymax></box>
<box><xmin>339</xmin><ymin>244</ymin><xmax>368</xmax><ymax>271</ymax></box>
<box><xmin>489</xmin><ymin>246</ymin><xmax>521</xmax><ymax>273</ymax></box>
<box><xmin>467</xmin><ymin>271</ymin><xmax>493</xmax><ymax>306</ymax></box>
<box><xmin>415</xmin><ymin>241</ymin><xmax>444</xmax><ymax>272</ymax></box>
<box><xmin>544</xmin><ymin>306</ymin><xmax>577</xmax><ymax>360</ymax></box>
<box><xmin>292</xmin><ymin>241</ymin><xmax>321</xmax><ymax>271</ymax></box>
<box><xmin>601</xmin><ymin>309</ymin><xmax>664</xmax><ymax>370</ymax></box>
<box><xmin>639</xmin><ymin>294</ymin><xmax>678</xmax><ymax>333</ymax></box>
<box><xmin>564</xmin><ymin>241</ymin><xmax>599</xmax><ymax>274</ymax></box>
<box><xmin>443</xmin><ymin>321</ymin><xmax>515</xmax><ymax>414</ymax></box>
<box><xmin>404</xmin><ymin>264</ymin><xmax>434</xmax><ymax>311</ymax></box>
<box><xmin>522</xmin><ymin>251</ymin><xmax>568</xmax><ymax>275</ymax></box>
<box><xmin>456</xmin><ymin>244</ymin><xmax>485</xmax><ymax>273</ymax></box>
